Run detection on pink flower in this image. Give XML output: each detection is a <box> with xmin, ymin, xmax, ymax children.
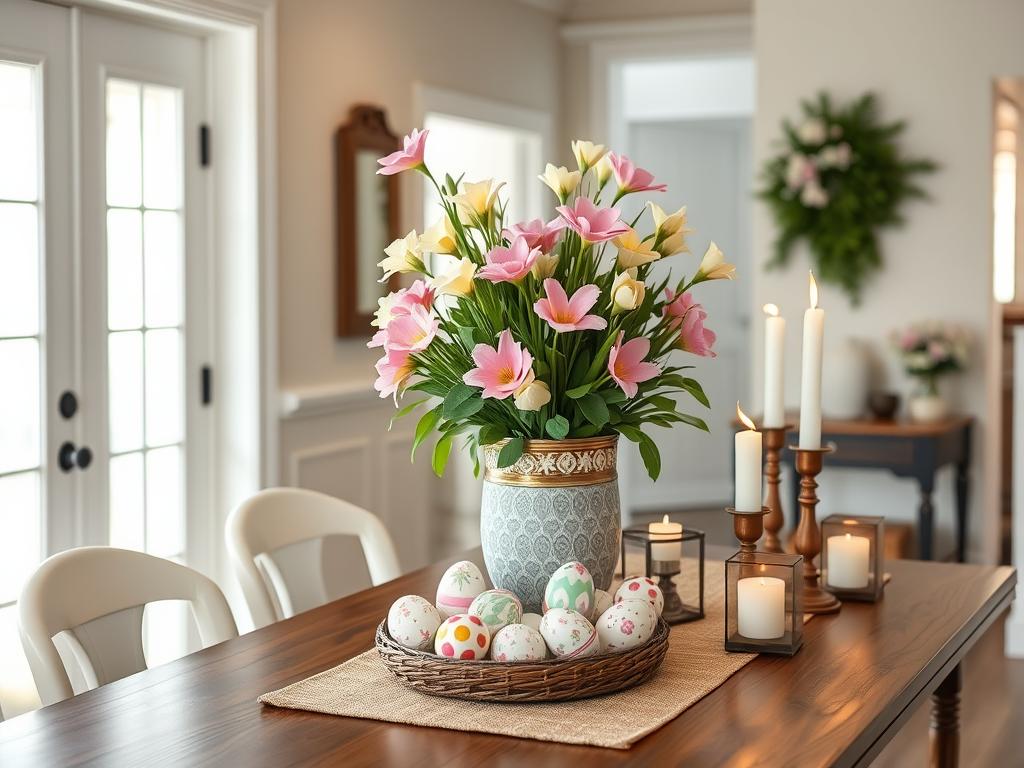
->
<box><xmin>373</xmin><ymin>348</ymin><xmax>415</xmax><ymax>399</ymax></box>
<box><xmin>368</xmin><ymin>305</ymin><xmax>439</xmax><ymax>352</ymax></box>
<box><xmin>607</xmin><ymin>152</ymin><xmax>667</xmax><ymax>194</ymax></box>
<box><xmin>502</xmin><ymin>217</ymin><xmax>565</xmax><ymax>253</ymax></box>
<box><xmin>556</xmin><ymin>197</ymin><xmax>630</xmax><ymax>244</ymax></box>
<box><xmin>534</xmin><ymin>279</ymin><xmax>608</xmax><ymax>333</ymax></box>
<box><xmin>398</xmin><ymin>279</ymin><xmax>435</xmax><ymax>312</ymax></box>
<box><xmin>663</xmin><ymin>289</ymin><xmax>717</xmax><ymax>357</ymax></box>
<box><xmin>463</xmin><ymin>330</ymin><xmax>534</xmax><ymax>399</ymax></box>
<box><xmin>608</xmin><ymin>331</ymin><xmax>661</xmax><ymax>398</ymax></box>
<box><xmin>477</xmin><ymin>236</ymin><xmax>540</xmax><ymax>283</ymax></box>
<box><xmin>376</xmin><ymin>128</ymin><xmax>428</xmax><ymax>175</ymax></box>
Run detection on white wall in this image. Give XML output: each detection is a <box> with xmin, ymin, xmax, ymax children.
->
<box><xmin>752</xmin><ymin>0</ymin><xmax>1024</xmax><ymax>563</ymax></box>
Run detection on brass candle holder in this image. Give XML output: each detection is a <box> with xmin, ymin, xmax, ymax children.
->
<box><xmin>727</xmin><ymin>506</ymin><xmax>770</xmax><ymax>553</ymax></box>
<box><xmin>790</xmin><ymin>443</ymin><xmax>841</xmax><ymax>614</ymax></box>
<box><xmin>761</xmin><ymin>423</ymin><xmax>794</xmax><ymax>553</ymax></box>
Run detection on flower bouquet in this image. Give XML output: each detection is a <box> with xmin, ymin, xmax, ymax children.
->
<box><xmin>891</xmin><ymin>322</ymin><xmax>969</xmax><ymax>423</ymax></box>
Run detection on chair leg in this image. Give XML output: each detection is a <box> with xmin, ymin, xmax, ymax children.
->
<box><xmin>929</xmin><ymin>664</ymin><xmax>961</xmax><ymax>768</ymax></box>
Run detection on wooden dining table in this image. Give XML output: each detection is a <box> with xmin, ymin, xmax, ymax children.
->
<box><xmin>0</xmin><ymin>547</ymin><xmax>1015</xmax><ymax>767</ymax></box>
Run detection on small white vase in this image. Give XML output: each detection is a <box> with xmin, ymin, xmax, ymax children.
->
<box><xmin>908</xmin><ymin>394</ymin><xmax>949</xmax><ymax>423</ymax></box>
<box><xmin>822</xmin><ymin>338</ymin><xmax>870</xmax><ymax>419</ymax></box>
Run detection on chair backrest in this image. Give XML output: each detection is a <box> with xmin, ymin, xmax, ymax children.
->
<box><xmin>226</xmin><ymin>487</ymin><xmax>401</xmax><ymax>628</ymax></box>
<box><xmin>18</xmin><ymin>547</ymin><xmax>238</xmax><ymax>706</ymax></box>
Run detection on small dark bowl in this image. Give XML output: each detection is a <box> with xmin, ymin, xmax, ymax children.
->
<box><xmin>868</xmin><ymin>391</ymin><xmax>900</xmax><ymax>421</ymax></box>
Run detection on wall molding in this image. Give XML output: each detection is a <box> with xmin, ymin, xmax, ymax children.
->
<box><xmin>287</xmin><ymin>436</ymin><xmax>371</xmax><ymax>489</ymax></box>
<box><xmin>561</xmin><ymin>13</ymin><xmax>751</xmax><ymax>45</ymax></box>
<box><xmin>279</xmin><ymin>379</ymin><xmax>381</xmax><ymax>420</ymax></box>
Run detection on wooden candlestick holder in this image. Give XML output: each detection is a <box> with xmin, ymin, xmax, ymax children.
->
<box><xmin>761</xmin><ymin>423</ymin><xmax>794</xmax><ymax>554</ymax></box>
<box><xmin>791</xmin><ymin>444</ymin><xmax>841</xmax><ymax>614</ymax></box>
<box><xmin>727</xmin><ymin>507</ymin><xmax>769</xmax><ymax>553</ymax></box>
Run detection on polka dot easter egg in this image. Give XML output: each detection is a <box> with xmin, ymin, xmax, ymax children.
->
<box><xmin>490</xmin><ymin>623</ymin><xmax>546</xmax><ymax>662</ymax></box>
<box><xmin>596</xmin><ymin>599</ymin><xmax>657</xmax><ymax>653</ymax></box>
<box><xmin>614</xmin><ymin>576</ymin><xmax>664</xmax><ymax>617</ymax></box>
<box><xmin>520</xmin><ymin>612</ymin><xmax>543</xmax><ymax>632</ymax></box>
<box><xmin>539</xmin><ymin>608</ymin><xmax>599</xmax><ymax>659</ymax></box>
<box><xmin>543</xmin><ymin>562</ymin><xmax>595</xmax><ymax>617</ymax></box>
<box><xmin>590</xmin><ymin>588</ymin><xmax>613</xmax><ymax>621</ymax></box>
<box><xmin>434</xmin><ymin>613</ymin><xmax>490</xmax><ymax>660</ymax></box>
<box><xmin>435</xmin><ymin>560</ymin><xmax>486</xmax><ymax>618</ymax></box>
<box><xmin>387</xmin><ymin>595</ymin><xmax>442</xmax><ymax>651</ymax></box>
<box><xmin>468</xmin><ymin>589</ymin><xmax>522</xmax><ymax>634</ymax></box>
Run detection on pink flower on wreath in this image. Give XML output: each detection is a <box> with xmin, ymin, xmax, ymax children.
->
<box><xmin>463</xmin><ymin>329</ymin><xmax>534</xmax><ymax>399</ymax></box>
<box><xmin>534</xmin><ymin>279</ymin><xmax>607</xmax><ymax>333</ymax></box>
<box><xmin>373</xmin><ymin>348</ymin><xmax>414</xmax><ymax>399</ymax></box>
<box><xmin>502</xmin><ymin>217</ymin><xmax>565</xmax><ymax>254</ymax></box>
<box><xmin>663</xmin><ymin>289</ymin><xmax>717</xmax><ymax>358</ymax></box>
<box><xmin>376</xmin><ymin>128</ymin><xmax>428</xmax><ymax>175</ymax></box>
<box><xmin>556</xmin><ymin>197</ymin><xmax>630</xmax><ymax>244</ymax></box>
<box><xmin>620</xmin><ymin>620</ymin><xmax>635</xmax><ymax>636</ymax></box>
<box><xmin>367</xmin><ymin>305</ymin><xmax>439</xmax><ymax>352</ymax></box>
<box><xmin>477</xmin><ymin>236</ymin><xmax>540</xmax><ymax>283</ymax></box>
<box><xmin>607</xmin><ymin>152</ymin><xmax>668</xmax><ymax>195</ymax></box>
<box><xmin>608</xmin><ymin>331</ymin><xmax>661</xmax><ymax>398</ymax></box>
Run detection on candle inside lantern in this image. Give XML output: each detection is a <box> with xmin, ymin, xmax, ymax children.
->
<box><xmin>826</xmin><ymin>532</ymin><xmax>871</xmax><ymax>588</ymax></box>
<box><xmin>737</xmin><ymin>575</ymin><xmax>786</xmax><ymax>639</ymax></box>
<box><xmin>799</xmin><ymin>272</ymin><xmax>824</xmax><ymax>449</ymax></box>
<box><xmin>734</xmin><ymin>403</ymin><xmax>763</xmax><ymax>512</ymax></box>
<box><xmin>763</xmin><ymin>304</ymin><xmax>786</xmax><ymax>428</ymax></box>
<box><xmin>649</xmin><ymin>514</ymin><xmax>682</xmax><ymax>562</ymax></box>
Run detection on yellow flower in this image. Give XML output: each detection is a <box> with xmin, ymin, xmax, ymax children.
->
<box><xmin>595</xmin><ymin>155</ymin><xmax>614</xmax><ymax>185</ymax></box>
<box><xmin>538</xmin><ymin>163</ymin><xmax>581</xmax><ymax>201</ymax></box>
<box><xmin>430</xmin><ymin>256</ymin><xmax>477</xmax><ymax>296</ymax></box>
<box><xmin>610</xmin><ymin>268</ymin><xmax>645</xmax><ymax>314</ymax></box>
<box><xmin>648</xmin><ymin>203</ymin><xmax>691</xmax><ymax>257</ymax></box>
<box><xmin>514</xmin><ymin>376</ymin><xmax>551</xmax><ymax>411</ymax></box>
<box><xmin>613</xmin><ymin>227</ymin><xmax>661</xmax><ymax>269</ymax></box>
<box><xmin>531</xmin><ymin>251</ymin><xmax>559</xmax><ymax>280</ymax></box>
<box><xmin>419</xmin><ymin>216</ymin><xmax>458</xmax><ymax>255</ymax></box>
<box><xmin>448</xmin><ymin>179</ymin><xmax>505</xmax><ymax>225</ymax></box>
<box><xmin>695</xmin><ymin>241</ymin><xmax>736</xmax><ymax>281</ymax></box>
<box><xmin>378</xmin><ymin>230</ymin><xmax>424</xmax><ymax>281</ymax></box>
<box><xmin>571</xmin><ymin>140</ymin><xmax>608</xmax><ymax>173</ymax></box>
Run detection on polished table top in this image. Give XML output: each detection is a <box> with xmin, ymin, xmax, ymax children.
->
<box><xmin>0</xmin><ymin>548</ymin><xmax>1014</xmax><ymax>768</ymax></box>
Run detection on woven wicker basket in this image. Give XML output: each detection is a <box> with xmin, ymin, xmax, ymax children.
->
<box><xmin>375</xmin><ymin>618</ymin><xmax>670</xmax><ymax>703</ymax></box>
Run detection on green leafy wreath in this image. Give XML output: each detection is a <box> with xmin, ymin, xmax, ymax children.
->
<box><xmin>758</xmin><ymin>93</ymin><xmax>936</xmax><ymax>304</ymax></box>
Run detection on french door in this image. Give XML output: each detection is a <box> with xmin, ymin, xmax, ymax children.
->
<box><xmin>0</xmin><ymin>0</ymin><xmax>211</xmax><ymax>713</ymax></box>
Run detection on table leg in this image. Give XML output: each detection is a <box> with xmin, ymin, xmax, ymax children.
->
<box><xmin>917</xmin><ymin>475</ymin><xmax>936</xmax><ymax>561</ymax></box>
<box><xmin>955</xmin><ymin>462</ymin><xmax>968</xmax><ymax>563</ymax></box>
<box><xmin>929</xmin><ymin>664</ymin><xmax>961</xmax><ymax>768</ymax></box>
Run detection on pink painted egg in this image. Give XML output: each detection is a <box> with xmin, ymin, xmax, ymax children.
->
<box><xmin>539</xmin><ymin>608</ymin><xmax>599</xmax><ymax>659</ymax></box>
<box><xmin>387</xmin><ymin>594</ymin><xmax>442</xmax><ymax>651</ymax></box>
<box><xmin>433</xmin><ymin>613</ymin><xmax>490</xmax><ymax>660</ymax></box>
<box><xmin>490</xmin><ymin>623</ymin><xmax>546</xmax><ymax>662</ymax></box>
<box><xmin>435</xmin><ymin>560</ymin><xmax>486</xmax><ymax>618</ymax></box>
<box><xmin>614</xmin><ymin>576</ymin><xmax>664</xmax><ymax>617</ymax></box>
<box><xmin>596</xmin><ymin>599</ymin><xmax>657</xmax><ymax>653</ymax></box>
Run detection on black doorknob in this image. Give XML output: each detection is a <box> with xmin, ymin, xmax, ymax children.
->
<box><xmin>58</xmin><ymin>442</ymin><xmax>93</xmax><ymax>472</ymax></box>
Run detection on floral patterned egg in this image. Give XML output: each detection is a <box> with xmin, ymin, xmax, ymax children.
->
<box><xmin>543</xmin><ymin>562</ymin><xmax>595</xmax><ymax>617</ymax></box>
<box><xmin>596</xmin><ymin>599</ymin><xmax>657</xmax><ymax>653</ymax></box>
<box><xmin>614</xmin><ymin>576</ymin><xmax>664</xmax><ymax>617</ymax></box>
<box><xmin>434</xmin><ymin>613</ymin><xmax>490</xmax><ymax>660</ymax></box>
<box><xmin>520</xmin><ymin>612</ymin><xmax>543</xmax><ymax>632</ymax></box>
<box><xmin>539</xmin><ymin>608</ymin><xmax>599</xmax><ymax>659</ymax></box>
<box><xmin>435</xmin><ymin>560</ymin><xmax>486</xmax><ymax>618</ymax></box>
<box><xmin>490</xmin><ymin>623</ymin><xmax>546</xmax><ymax>662</ymax></box>
<box><xmin>469</xmin><ymin>589</ymin><xmax>522</xmax><ymax>634</ymax></box>
<box><xmin>387</xmin><ymin>594</ymin><xmax>442</xmax><ymax>651</ymax></box>
<box><xmin>590</xmin><ymin>588</ymin><xmax>614</xmax><ymax>621</ymax></box>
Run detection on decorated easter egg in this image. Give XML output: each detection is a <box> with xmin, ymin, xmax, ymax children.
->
<box><xmin>520</xmin><ymin>612</ymin><xmax>543</xmax><ymax>632</ymax></box>
<box><xmin>469</xmin><ymin>589</ymin><xmax>523</xmax><ymax>634</ymax></box>
<box><xmin>590</xmin><ymin>588</ymin><xmax>614</xmax><ymax>621</ymax></box>
<box><xmin>543</xmin><ymin>562</ymin><xmax>595</xmax><ymax>617</ymax></box>
<box><xmin>435</xmin><ymin>560</ymin><xmax>486</xmax><ymax>618</ymax></box>
<box><xmin>387</xmin><ymin>594</ymin><xmax>442</xmax><ymax>651</ymax></box>
<box><xmin>539</xmin><ymin>608</ymin><xmax>599</xmax><ymax>659</ymax></box>
<box><xmin>490</xmin><ymin>623</ymin><xmax>547</xmax><ymax>662</ymax></box>
<box><xmin>614</xmin><ymin>576</ymin><xmax>664</xmax><ymax>617</ymax></box>
<box><xmin>596</xmin><ymin>599</ymin><xmax>658</xmax><ymax>653</ymax></box>
<box><xmin>434</xmin><ymin>613</ymin><xmax>490</xmax><ymax>660</ymax></box>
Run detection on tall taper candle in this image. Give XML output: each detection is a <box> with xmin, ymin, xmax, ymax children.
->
<box><xmin>763</xmin><ymin>304</ymin><xmax>786</xmax><ymax>428</ymax></box>
<box><xmin>735</xmin><ymin>404</ymin><xmax>763</xmax><ymax>512</ymax></box>
<box><xmin>799</xmin><ymin>272</ymin><xmax>824</xmax><ymax>449</ymax></box>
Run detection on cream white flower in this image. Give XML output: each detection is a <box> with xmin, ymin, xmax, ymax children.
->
<box><xmin>695</xmin><ymin>241</ymin><xmax>736</xmax><ymax>281</ymax></box>
<box><xmin>531</xmin><ymin>251</ymin><xmax>559</xmax><ymax>280</ymax></box>
<box><xmin>610</xmin><ymin>268</ymin><xmax>645</xmax><ymax>314</ymax></box>
<box><xmin>538</xmin><ymin>163</ymin><xmax>581</xmax><ymax>201</ymax></box>
<box><xmin>448</xmin><ymin>179</ymin><xmax>505</xmax><ymax>224</ymax></box>
<box><xmin>571</xmin><ymin>139</ymin><xmax>608</xmax><ymax>173</ymax></box>
<box><xmin>797</xmin><ymin>117</ymin><xmax>827</xmax><ymax>146</ymax></box>
<box><xmin>800</xmin><ymin>180</ymin><xmax>829</xmax><ymax>208</ymax></box>
<box><xmin>613</xmin><ymin>227</ymin><xmax>661</xmax><ymax>269</ymax></box>
<box><xmin>514</xmin><ymin>376</ymin><xmax>551</xmax><ymax>411</ymax></box>
<box><xmin>595</xmin><ymin>154</ymin><xmax>614</xmax><ymax>185</ymax></box>
<box><xmin>430</xmin><ymin>256</ymin><xmax>477</xmax><ymax>296</ymax></box>
<box><xmin>785</xmin><ymin>153</ymin><xmax>811</xmax><ymax>190</ymax></box>
<box><xmin>648</xmin><ymin>203</ymin><xmax>691</xmax><ymax>256</ymax></box>
<box><xmin>371</xmin><ymin>292</ymin><xmax>400</xmax><ymax>328</ymax></box>
<box><xmin>378</xmin><ymin>230</ymin><xmax>424</xmax><ymax>281</ymax></box>
<box><xmin>419</xmin><ymin>216</ymin><xmax>458</xmax><ymax>254</ymax></box>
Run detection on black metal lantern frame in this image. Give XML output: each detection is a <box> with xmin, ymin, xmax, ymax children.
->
<box><xmin>620</xmin><ymin>526</ymin><xmax>705</xmax><ymax>624</ymax></box>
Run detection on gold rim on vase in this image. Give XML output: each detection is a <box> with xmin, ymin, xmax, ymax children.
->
<box><xmin>482</xmin><ymin>435</ymin><xmax>619</xmax><ymax>487</ymax></box>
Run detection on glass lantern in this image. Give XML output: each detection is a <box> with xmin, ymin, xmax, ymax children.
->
<box><xmin>725</xmin><ymin>551</ymin><xmax>803</xmax><ymax>655</ymax></box>
<box><xmin>821</xmin><ymin>514</ymin><xmax>885</xmax><ymax>601</ymax></box>
<box><xmin>620</xmin><ymin>526</ymin><xmax>705</xmax><ymax>624</ymax></box>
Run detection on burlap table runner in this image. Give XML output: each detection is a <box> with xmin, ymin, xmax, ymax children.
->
<box><xmin>260</xmin><ymin>558</ymin><xmax>763</xmax><ymax>750</ymax></box>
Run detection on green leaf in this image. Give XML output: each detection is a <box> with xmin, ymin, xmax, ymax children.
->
<box><xmin>598</xmin><ymin>388</ymin><xmax>627</xmax><ymax>405</ymax></box>
<box><xmin>568</xmin><ymin>349</ymin><xmax>592</xmax><ymax>387</ymax></box>
<box><xmin>570</xmin><ymin>424</ymin><xmax>602</xmax><ymax>438</ymax></box>
<box><xmin>680</xmin><ymin>377</ymin><xmax>710</xmax><ymax>408</ymax></box>
<box><xmin>545</xmin><ymin>415</ymin><xmax>570</xmax><ymax>440</ymax></box>
<box><xmin>446</xmin><ymin>396</ymin><xmax>484</xmax><ymax>421</ymax></box>
<box><xmin>577</xmin><ymin>393</ymin><xmax>609</xmax><ymax>427</ymax></box>
<box><xmin>478</xmin><ymin>424</ymin><xmax>508</xmax><ymax>445</ymax></box>
<box><xmin>566</xmin><ymin>383</ymin><xmax>592</xmax><ymax>399</ymax></box>
<box><xmin>496</xmin><ymin>437</ymin><xmax>524</xmax><ymax>468</ymax></box>
<box><xmin>411</xmin><ymin>408</ymin><xmax>441</xmax><ymax>460</ymax></box>
<box><xmin>649</xmin><ymin>394</ymin><xmax>676</xmax><ymax>412</ymax></box>
<box><xmin>677</xmin><ymin>413</ymin><xmax>710</xmax><ymax>432</ymax></box>
<box><xmin>388</xmin><ymin>398</ymin><xmax>427</xmax><ymax>430</ymax></box>
<box><xmin>534</xmin><ymin>359</ymin><xmax>550</xmax><ymax>379</ymax></box>
<box><xmin>457</xmin><ymin>326</ymin><xmax>478</xmax><ymax>351</ymax></box>
<box><xmin>432</xmin><ymin>432</ymin><xmax>454</xmax><ymax>477</ymax></box>
<box><xmin>408</xmin><ymin>379</ymin><xmax>449</xmax><ymax>398</ymax></box>
<box><xmin>637</xmin><ymin>433</ymin><xmax>662</xmax><ymax>481</ymax></box>
<box><xmin>442</xmin><ymin>384</ymin><xmax>477</xmax><ymax>419</ymax></box>
<box><xmin>616</xmin><ymin>424</ymin><xmax>644</xmax><ymax>443</ymax></box>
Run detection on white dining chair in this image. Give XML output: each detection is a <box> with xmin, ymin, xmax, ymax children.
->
<box><xmin>18</xmin><ymin>547</ymin><xmax>238</xmax><ymax>706</ymax></box>
<box><xmin>226</xmin><ymin>487</ymin><xmax>401</xmax><ymax>629</ymax></box>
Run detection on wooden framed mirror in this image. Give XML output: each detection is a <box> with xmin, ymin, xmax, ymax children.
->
<box><xmin>335</xmin><ymin>105</ymin><xmax>400</xmax><ymax>337</ymax></box>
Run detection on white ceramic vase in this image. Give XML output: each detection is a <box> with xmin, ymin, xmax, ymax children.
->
<box><xmin>822</xmin><ymin>337</ymin><xmax>870</xmax><ymax>419</ymax></box>
<box><xmin>908</xmin><ymin>394</ymin><xmax>949</xmax><ymax>423</ymax></box>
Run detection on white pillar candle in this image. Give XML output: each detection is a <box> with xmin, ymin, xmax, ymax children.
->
<box><xmin>737</xmin><ymin>576</ymin><xmax>786</xmax><ymax>639</ymax></box>
<box><xmin>649</xmin><ymin>514</ymin><xmax>682</xmax><ymax>561</ymax></box>
<box><xmin>799</xmin><ymin>272</ymin><xmax>824</xmax><ymax>449</ymax></box>
<box><xmin>734</xmin><ymin>404</ymin><xmax>763</xmax><ymax>512</ymax></box>
<box><xmin>826</xmin><ymin>533</ymin><xmax>871</xmax><ymax>588</ymax></box>
<box><xmin>763</xmin><ymin>304</ymin><xmax>786</xmax><ymax>428</ymax></box>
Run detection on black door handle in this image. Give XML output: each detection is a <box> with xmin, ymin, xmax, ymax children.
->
<box><xmin>58</xmin><ymin>442</ymin><xmax>93</xmax><ymax>472</ymax></box>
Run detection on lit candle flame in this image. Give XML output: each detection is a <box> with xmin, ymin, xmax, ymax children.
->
<box><xmin>808</xmin><ymin>271</ymin><xmax>818</xmax><ymax>309</ymax></box>
<box><xmin>736</xmin><ymin>402</ymin><xmax>756</xmax><ymax>431</ymax></box>
<box><xmin>763</xmin><ymin>303</ymin><xmax>779</xmax><ymax>317</ymax></box>
<box><xmin>662</xmin><ymin>514</ymin><xmax>669</xmax><ymax>524</ymax></box>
